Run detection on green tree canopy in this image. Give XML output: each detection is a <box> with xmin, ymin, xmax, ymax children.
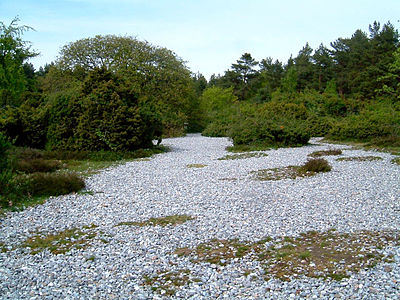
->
<box><xmin>48</xmin><ymin>35</ymin><xmax>195</xmax><ymax>136</ymax></box>
<box><xmin>0</xmin><ymin>17</ymin><xmax>38</xmax><ymax>106</ymax></box>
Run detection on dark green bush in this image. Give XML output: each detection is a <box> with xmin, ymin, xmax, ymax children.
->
<box><xmin>202</xmin><ymin>119</ymin><xmax>233</xmax><ymax>137</ymax></box>
<box><xmin>327</xmin><ymin>100</ymin><xmax>400</xmax><ymax>143</ymax></box>
<box><xmin>301</xmin><ymin>158</ymin><xmax>332</xmax><ymax>173</ymax></box>
<box><xmin>229</xmin><ymin>117</ymin><xmax>310</xmax><ymax>147</ymax></box>
<box><xmin>27</xmin><ymin>172</ymin><xmax>85</xmax><ymax>196</ymax></box>
<box><xmin>46</xmin><ymin>68</ymin><xmax>162</xmax><ymax>151</ymax></box>
<box><xmin>0</xmin><ymin>133</ymin><xmax>11</xmax><ymax>171</ymax></box>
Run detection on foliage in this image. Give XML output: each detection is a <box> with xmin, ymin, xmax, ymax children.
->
<box><xmin>200</xmin><ymin>87</ymin><xmax>238</xmax><ymax>137</ymax></box>
<box><xmin>301</xmin><ymin>158</ymin><xmax>332</xmax><ymax>173</ymax></box>
<box><xmin>0</xmin><ymin>132</ymin><xmax>10</xmax><ymax>171</ymax></box>
<box><xmin>54</xmin><ymin>35</ymin><xmax>194</xmax><ymax>136</ymax></box>
<box><xmin>328</xmin><ymin>100</ymin><xmax>400</xmax><ymax>142</ymax></box>
<box><xmin>26</xmin><ymin>172</ymin><xmax>85</xmax><ymax>196</ymax></box>
<box><xmin>45</xmin><ymin>68</ymin><xmax>162</xmax><ymax>151</ymax></box>
<box><xmin>229</xmin><ymin>101</ymin><xmax>310</xmax><ymax>148</ymax></box>
<box><xmin>0</xmin><ymin>95</ymin><xmax>48</xmax><ymax>148</ymax></box>
<box><xmin>0</xmin><ymin>17</ymin><xmax>38</xmax><ymax>107</ymax></box>
<box><xmin>14</xmin><ymin>158</ymin><xmax>62</xmax><ymax>174</ymax></box>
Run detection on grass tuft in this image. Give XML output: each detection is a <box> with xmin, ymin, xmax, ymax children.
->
<box><xmin>300</xmin><ymin>158</ymin><xmax>332</xmax><ymax>173</ymax></box>
<box><xmin>21</xmin><ymin>224</ymin><xmax>102</xmax><ymax>255</ymax></box>
<box><xmin>174</xmin><ymin>230</ymin><xmax>399</xmax><ymax>282</ymax></box>
<box><xmin>115</xmin><ymin>215</ymin><xmax>194</xmax><ymax>227</ymax></box>
<box><xmin>308</xmin><ymin>149</ymin><xmax>342</xmax><ymax>158</ymax></box>
<box><xmin>27</xmin><ymin>172</ymin><xmax>85</xmax><ymax>196</ymax></box>
<box><xmin>186</xmin><ymin>164</ymin><xmax>207</xmax><ymax>168</ymax></box>
<box><xmin>252</xmin><ymin>158</ymin><xmax>331</xmax><ymax>181</ymax></box>
<box><xmin>336</xmin><ymin>156</ymin><xmax>383</xmax><ymax>162</ymax></box>
<box><xmin>143</xmin><ymin>269</ymin><xmax>196</xmax><ymax>296</ymax></box>
<box><xmin>218</xmin><ymin>152</ymin><xmax>268</xmax><ymax>160</ymax></box>
<box><xmin>14</xmin><ymin>158</ymin><xmax>63</xmax><ymax>174</ymax></box>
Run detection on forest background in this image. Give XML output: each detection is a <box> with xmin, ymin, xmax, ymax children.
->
<box><xmin>0</xmin><ymin>18</ymin><xmax>399</xmax><ymax>209</ymax></box>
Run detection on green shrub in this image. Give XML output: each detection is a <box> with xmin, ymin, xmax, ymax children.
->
<box><xmin>301</xmin><ymin>158</ymin><xmax>331</xmax><ymax>173</ymax></box>
<box><xmin>0</xmin><ymin>169</ymin><xmax>15</xmax><ymax>207</ymax></box>
<box><xmin>327</xmin><ymin>100</ymin><xmax>400</xmax><ymax>143</ymax></box>
<box><xmin>15</xmin><ymin>158</ymin><xmax>63</xmax><ymax>174</ymax></box>
<box><xmin>27</xmin><ymin>172</ymin><xmax>85</xmax><ymax>196</ymax></box>
<box><xmin>229</xmin><ymin>117</ymin><xmax>310</xmax><ymax>147</ymax></box>
<box><xmin>46</xmin><ymin>68</ymin><xmax>162</xmax><ymax>151</ymax></box>
<box><xmin>0</xmin><ymin>133</ymin><xmax>11</xmax><ymax>171</ymax></box>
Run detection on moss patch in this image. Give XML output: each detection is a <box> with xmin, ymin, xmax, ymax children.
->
<box><xmin>186</xmin><ymin>164</ymin><xmax>207</xmax><ymax>168</ymax></box>
<box><xmin>336</xmin><ymin>156</ymin><xmax>383</xmax><ymax>162</ymax></box>
<box><xmin>0</xmin><ymin>241</ymin><xmax>8</xmax><ymax>253</ymax></box>
<box><xmin>308</xmin><ymin>149</ymin><xmax>342</xmax><ymax>157</ymax></box>
<box><xmin>252</xmin><ymin>159</ymin><xmax>331</xmax><ymax>181</ymax></box>
<box><xmin>21</xmin><ymin>224</ymin><xmax>107</xmax><ymax>255</ymax></box>
<box><xmin>175</xmin><ymin>230</ymin><xmax>399</xmax><ymax>282</ymax></box>
<box><xmin>143</xmin><ymin>269</ymin><xmax>196</xmax><ymax>296</ymax></box>
<box><xmin>392</xmin><ymin>157</ymin><xmax>400</xmax><ymax>165</ymax></box>
<box><xmin>218</xmin><ymin>152</ymin><xmax>268</xmax><ymax>160</ymax></box>
<box><xmin>115</xmin><ymin>215</ymin><xmax>194</xmax><ymax>227</ymax></box>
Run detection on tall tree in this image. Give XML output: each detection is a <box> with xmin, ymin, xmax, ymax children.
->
<box><xmin>0</xmin><ymin>17</ymin><xmax>38</xmax><ymax>107</ymax></box>
<box><xmin>50</xmin><ymin>35</ymin><xmax>194</xmax><ymax>136</ymax></box>
<box><xmin>294</xmin><ymin>43</ymin><xmax>314</xmax><ymax>90</ymax></box>
<box><xmin>312</xmin><ymin>44</ymin><xmax>334</xmax><ymax>92</ymax></box>
<box><xmin>229</xmin><ymin>53</ymin><xmax>259</xmax><ymax>99</ymax></box>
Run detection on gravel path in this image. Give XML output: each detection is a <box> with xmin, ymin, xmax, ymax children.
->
<box><xmin>1</xmin><ymin>134</ymin><xmax>399</xmax><ymax>299</ymax></box>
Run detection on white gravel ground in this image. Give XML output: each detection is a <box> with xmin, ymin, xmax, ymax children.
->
<box><xmin>0</xmin><ymin>134</ymin><xmax>399</xmax><ymax>299</ymax></box>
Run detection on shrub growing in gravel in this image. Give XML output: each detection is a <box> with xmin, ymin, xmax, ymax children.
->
<box><xmin>27</xmin><ymin>172</ymin><xmax>85</xmax><ymax>196</ymax></box>
<box><xmin>308</xmin><ymin>149</ymin><xmax>342</xmax><ymax>157</ymax></box>
<box><xmin>301</xmin><ymin>158</ymin><xmax>331</xmax><ymax>173</ymax></box>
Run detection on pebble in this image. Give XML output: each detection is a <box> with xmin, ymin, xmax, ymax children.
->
<box><xmin>0</xmin><ymin>134</ymin><xmax>399</xmax><ymax>299</ymax></box>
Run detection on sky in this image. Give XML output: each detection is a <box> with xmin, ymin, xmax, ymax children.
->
<box><xmin>1</xmin><ymin>0</ymin><xmax>399</xmax><ymax>79</ymax></box>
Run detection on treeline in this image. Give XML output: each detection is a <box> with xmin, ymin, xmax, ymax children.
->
<box><xmin>194</xmin><ymin>21</ymin><xmax>400</xmax><ymax>150</ymax></box>
<box><xmin>0</xmin><ymin>18</ymin><xmax>399</xmax><ymax>207</ymax></box>
<box><xmin>0</xmin><ymin>18</ymin><xmax>194</xmax><ymax>207</ymax></box>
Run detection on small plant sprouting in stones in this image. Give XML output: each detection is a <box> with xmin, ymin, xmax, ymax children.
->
<box><xmin>21</xmin><ymin>224</ymin><xmax>102</xmax><ymax>255</ymax></box>
<box><xmin>174</xmin><ymin>230</ymin><xmax>399</xmax><ymax>282</ymax></box>
<box><xmin>143</xmin><ymin>269</ymin><xmax>197</xmax><ymax>296</ymax></box>
<box><xmin>186</xmin><ymin>164</ymin><xmax>207</xmax><ymax>168</ymax></box>
<box><xmin>308</xmin><ymin>149</ymin><xmax>342</xmax><ymax>158</ymax></box>
<box><xmin>251</xmin><ymin>158</ymin><xmax>331</xmax><ymax>181</ymax></box>
<box><xmin>300</xmin><ymin>158</ymin><xmax>332</xmax><ymax>173</ymax></box>
<box><xmin>336</xmin><ymin>156</ymin><xmax>383</xmax><ymax>162</ymax></box>
<box><xmin>392</xmin><ymin>157</ymin><xmax>400</xmax><ymax>165</ymax></box>
<box><xmin>218</xmin><ymin>152</ymin><xmax>268</xmax><ymax>160</ymax></box>
<box><xmin>115</xmin><ymin>215</ymin><xmax>194</xmax><ymax>227</ymax></box>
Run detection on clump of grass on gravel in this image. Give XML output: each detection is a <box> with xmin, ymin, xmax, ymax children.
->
<box><xmin>308</xmin><ymin>149</ymin><xmax>342</xmax><ymax>158</ymax></box>
<box><xmin>300</xmin><ymin>158</ymin><xmax>332</xmax><ymax>173</ymax></box>
<box><xmin>21</xmin><ymin>224</ymin><xmax>103</xmax><ymax>255</ymax></box>
<box><xmin>186</xmin><ymin>164</ymin><xmax>207</xmax><ymax>168</ymax></box>
<box><xmin>26</xmin><ymin>172</ymin><xmax>85</xmax><ymax>196</ymax></box>
<box><xmin>0</xmin><ymin>241</ymin><xmax>8</xmax><ymax>253</ymax></box>
<box><xmin>174</xmin><ymin>230</ymin><xmax>399</xmax><ymax>282</ymax></box>
<box><xmin>252</xmin><ymin>158</ymin><xmax>331</xmax><ymax>181</ymax></box>
<box><xmin>218</xmin><ymin>152</ymin><xmax>268</xmax><ymax>160</ymax></box>
<box><xmin>115</xmin><ymin>215</ymin><xmax>194</xmax><ymax>227</ymax></box>
<box><xmin>143</xmin><ymin>269</ymin><xmax>198</xmax><ymax>296</ymax></box>
<box><xmin>336</xmin><ymin>156</ymin><xmax>383</xmax><ymax>162</ymax></box>
<box><xmin>392</xmin><ymin>157</ymin><xmax>400</xmax><ymax>165</ymax></box>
